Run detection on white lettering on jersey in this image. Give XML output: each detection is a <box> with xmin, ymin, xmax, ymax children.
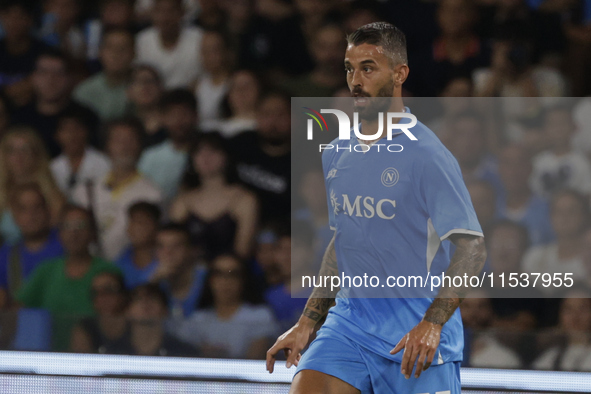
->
<box><xmin>334</xmin><ymin>193</ymin><xmax>396</xmax><ymax>220</ymax></box>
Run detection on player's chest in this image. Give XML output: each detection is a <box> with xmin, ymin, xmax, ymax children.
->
<box><xmin>326</xmin><ymin>152</ymin><xmax>414</xmax><ymax>219</ymax></box>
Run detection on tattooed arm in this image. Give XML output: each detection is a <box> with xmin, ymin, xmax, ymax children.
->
<box><xmin>302</xmin><ymin>235</ymin><xmax>338</xmax><ymax>324</ymax></box>
<box><xmin>391</xmin><ymin>234</ymin><xmax>487</xmax><ymax>379</ymax></box>
<box><xmin>425</xmin><ymin>234</ymin><xmax>487</xmax><ymax>325</ymax></box>
<box><xmin>266</xmin><ymin>234</ymin><xmax>338</xmax><ymax>373</ymax></box>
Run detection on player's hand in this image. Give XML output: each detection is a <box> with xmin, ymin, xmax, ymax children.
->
<box><xmin>390</xmin><ymin>320</ymin><xmax>442</xmax><ymax>379</ymax></box>
<box><xmin>266</xmin><ymin>320</ymin><xmax>314</xmax><ymax>373</ymax></box>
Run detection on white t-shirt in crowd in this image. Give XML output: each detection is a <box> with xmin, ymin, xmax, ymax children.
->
<box><xmin>534</xmin><ymin>344</ymin><xmax>591</xmax><ymax>371</ymax></box>
<box><xmin>469</xmin><ymin>334</ymin><xmax>522</xmax><ymax>369</ymax></box>
<box><xmin>521</xmin><ymin>243</ymin><xmax>586</xmax><ymax>295</ymax></box>
<box><xmin>50</xmin><ymin>147</ymin><xmax>111</xmax><ymax>201</ymax></box>
<box><xmin>196</xmin><ymin>74</ymin><xmax>229</xmax><ymax>128</ymax></box>
<box><xmin>135</xmin><ymin>26</ymin><xmax>203</xmax><ymax>89</ymax></box>
<box><xmin>175</xmin><ymin>304</ymin><xmax>279</xmax><ymax>359</ymax></box>
<box><xmin>72</xmin><ymin>172</ymin><xmax>163</xmax><ymax>261</ymax></box>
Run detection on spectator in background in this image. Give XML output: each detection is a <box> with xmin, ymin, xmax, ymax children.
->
<box><xmin>407</xmin><ymin>0</ymin><xmax>490</xmax><ymax>96</ymax></box>
<box><xmin>116</xmin><ymin>202</ymin><xmax>160</xmax><ymax>289</ymax></box>
<box><xmin>17</xmin><ymin>205</ymin><xmax>120</xmax><ymax>351</ymax></box>
<box><xmin>447</xmin><ymin>112</ymin><xmax>503</xmax><ymax>196</ymax></box>
<box><xmin>228</xmin><ymin>91</ymin><xmax>291</xmax><ymax>225</ymax></box>
<box><xmin>0</xmin><ymin>0</ymin><xmax>48</xmax><ymax>107</ymax></box>
<box><xmin>473</xmin><ymin>35</ymin><xmax>567</xmax><ymax>98</ymax></box>
<box><xmin>150</xmin><ymin>224</ymin><xmax>207</xmax><ymax>319</ymax></box>
<box><xmin>72</xmin><ymin>119</ymin><xmax>163</xmax><ymax>261</ymax></box>
<box><xmin>70</xmin><ymin>271</ymin><xmax>129</xmax><ymax>353</ymax></box>
<box><xmin>466</xmin><ymin>180</ymin><xmax>497</xmax><ymax>237</ymax></box>
<box><xmin>0</xmin><ymin>184</ymin><xmax>63</xmax><ymax>308</ymax></box>
<box><xmin>39</xmin><ymin>0</ymin><xmax>85</xmax><ymax>59</ymax></box>
<box><xmin>522</xmin><ymin>190</ymin><xmax>590</xmax><ymax>294</ymax></box>
<box><xmin>497</xmin><ymin>144</ymin><xmax>554</xmax><ymax>245</ymax></box>
<box><xmin>293</xmin><ymin>0</ymin><xmax>339</xmax><ymax>45</ymax></box>
<box><xmin>84</xmin><ymin>0</ymin><xmax>136</xmax><ymax>68</ymax></box>
<box><xmin>135</xmin><ymin>0</ymin><xmax>203</xmax><ymax>88</ymax></box>
<box><xmin>253</xmin><ymin>226</ymin><xmax>282</xmax><ymax>287</ymax></box>
<box><xmin>138</xmin><ymin>89</ymin><xmax>197</xmax><ymax>201</ymax></box>
<box><xmin>176</xmin><ymin>254</ymin><xmax>278</xmax><ymax>359</ymax></box>
<box><xmin>572</xmin><ymin>97</ymin><xmax>591</xmax><ymax>156</ymax></box>
<box><xmin>530</xmin><ymin>105</ymin><xmax>591</xmax><ymax>198</ymax></box>
<box><xmin>264</xmin><ymin>223</ymin><xmax>311</xmax><ymax>332</ymax></box>
<box><xmin>487</xmin><ymin>220</ymin><xmax>544</xmax><ymax>324</ymax></box>
<box><xmin>238</xmin><ymin>0</ymin><xmax>313</xmax><ymax>78</ymax></box>
<box><xmin>10</xmin><ymin>49</ymin><xmax>100</xmax><ymax>157</ymax></box>
<box><xmin>0</xmin><ymin>127</ymin><xmax>65</xmax><ymax>245</ymax></box>
<box><xmin>294</xmin><ymin>168</ymin><xmax>331</xmax><ymax>270</ymax></box>
<box><xmin>106</xmin><ymin>283</ymin><xmax>199</xmax><ymax>357</ymax></box>
<box><xmin>220</xmin><ymin>0</ymin><xmax>254</xmax><ymax>46</ymax></box>
<box><xmin>428</xmin><ymin>82</ymin><xmax>474</xmax><ymax>147</ymax></box>
<box><xmin>170</xmin><ymin>133</ymin><xmax>258</xmax><ymax>260</ymax></box>
<box><xmin>73</xmin><ymin>28</ymin><xmax>135</xmax><ymax>122</ymax></box>
<box><xmin>134</xmin><ymin>0</ymin><xmax>199</xmax><ymax>26</ymax></box>
<box><xmin>461</xmin><ymin>290</ymin><xmax>522</xmax><ymax>368</ymax></box>
<box><xmin>282</xmin><ymin>24</ymin><xmax>346</xmax><ymax>97</ymax></box>
<box><xmin>50</xmin><ymin>108</ymin><xmax>111</xmax><ymax>200</ymax></box>
<box><xmin>125</xmin><ymin>65</ymin><xmax>165</xmax><ymax>146</ymax></box>
<box><xmin>195</xmin><ymin>30</ymin><xmax>231</xmax><ymax>131</ymax></box>
<box><xmin>215</xmin><ymin>70</ymin><xmax>261</xmax><ymax>138</ymax></box>
<box><xmin>487</xmin><ymin>220</ymin><xmax>530</xmax><ymax>278</ymax></box>
<box><xmin>193</xmin><ymin>0</ymin><xmax>224</xmax><ymax>30</ymax></box>
<box><xmin>533</xmin><ymin>288</ymin><xmax>591</xmax><ymax>371</ymax></box>
<box><xmin>478</xmin><ymin>0</ymin><xmax>566</xmax><ymax>65</ymax></box>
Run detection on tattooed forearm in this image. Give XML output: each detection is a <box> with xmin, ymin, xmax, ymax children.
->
<box><xmin>303</xmin><ymin>298</ymin><xmax>334</xmax><ymax>322</ymax></box>
<box><xmin>424</xmin><ymin>234</ymin><xmax>486</xmax><ymax>326</ymax></box>
<box><xmin>301</xmin><ymin>236</ymin><xmax>338</xmax><ymax>324</ymax></box>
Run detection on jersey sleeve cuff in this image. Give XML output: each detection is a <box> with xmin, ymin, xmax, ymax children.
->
<box><xmin>439</xmin><ymin>229</ymin><xmax>484</xmax><ymax>241</ymax></box>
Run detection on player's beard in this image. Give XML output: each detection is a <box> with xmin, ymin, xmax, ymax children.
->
<box><xmin>354</xmin><ymin>80</ymin><xmax>395</xmax><ymax>120</ymax></box>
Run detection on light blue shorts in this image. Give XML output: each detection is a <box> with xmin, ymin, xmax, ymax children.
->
<box><xmin>295</xmin><ymin>326</ymin><xmax>461</xmax><ymax>394</ymax></box>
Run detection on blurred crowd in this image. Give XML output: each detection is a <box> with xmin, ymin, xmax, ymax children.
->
<box><xmin>0</xmin><ymin>0</ymin><xmax>590</xmax><ymax>370</ymax></box>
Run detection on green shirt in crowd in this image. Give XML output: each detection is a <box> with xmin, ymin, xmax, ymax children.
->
<box><xmin>16</xmin><ymin>257</ymin><xmax>120</xmax><ymax>351</ymax></box>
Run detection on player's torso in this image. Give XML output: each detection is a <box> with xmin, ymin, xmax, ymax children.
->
<box><xmin>325</xmin><ymin>137</ymin><xmax>439</xmax><ymax>285</ymax></box>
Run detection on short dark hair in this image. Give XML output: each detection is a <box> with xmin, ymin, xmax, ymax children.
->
<box><xmin>130</xmin><ymin>283</ymin><xmax>169</xmax><ymax>308</ymax></box>
<box><xmin>346</xmin><ymin>22</ymin><xmax>407</xmax><ymax>66</ymax></box>
<box><xmin>36</xmin><ymin>48</ymin><xmax>73</xmax><ymax>74</ymax></box>
<box><xmin>158</xmin><ymin>222</ymin><xmax>191</xmax><ymax>244</ymax></box>
<box><xmin>58</xmin><ymin>105</ymin><xmax>93</xmax><ymax>134</ymax></box>
<box><xmin>100</xmin><ymin>26</ymin><xmax>135</xmax><ymax>46</ymax></box>
<box><xmin>128</xmin><ymin>201</ymin><xmax>161</xmax><ymax>223</ymax></box>
<box><xmin>159</xmin><ymin>89</ymin><xmax>198</xmax><ymax>113</ymax></box>
<box><xmin>60</xmin><ymin>204</ymin><xmax>98</xmax><ymax>235</ymax></box>
<box><xmin>489</xmin><ymin>219</ymin><xmax>530</xmax><ymax>250</ymax></box>
<box><xmin>105</xmin><ymin>116</ymin><xmax>145</xmax><ymax>146</ymax></box>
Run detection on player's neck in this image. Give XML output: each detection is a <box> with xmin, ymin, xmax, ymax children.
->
<box><xmin>358</xmin><ymin>97</ymin><xmax>405</xmax><ymax>144</ymax></box>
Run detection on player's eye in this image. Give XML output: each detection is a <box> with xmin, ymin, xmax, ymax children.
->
<box><xmin>345</xmin><ymin>67</ymin><xmax>353</xmax><ymax>74</ymax></box>
<box><xmin>363</xmin><ymin>67</ymin><xmax>372</xmax><ymax>73</ymax></box>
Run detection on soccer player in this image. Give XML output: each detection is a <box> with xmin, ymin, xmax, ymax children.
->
<box><xmin>266</xmin><ymin>23</ymin><xmax>487</xmax><ymax>394</ymax></box>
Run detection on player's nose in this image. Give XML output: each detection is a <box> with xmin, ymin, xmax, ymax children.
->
<box><xmin>350</xmin><ymin>70</ymin><xmax>363</xmax><ymax>88</ymax></box>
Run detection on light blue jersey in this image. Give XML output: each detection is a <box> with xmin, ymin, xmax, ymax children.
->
<box><xmin>320</xmin><ymin>108</ymin><xmax>482</xmax><ymax>365</ymax></box>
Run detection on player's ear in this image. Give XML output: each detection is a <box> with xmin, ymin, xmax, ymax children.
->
<box><xmin>393</xmin><ymin>64</ymin><xmax>409</xmax><ymax>87</ymax></box>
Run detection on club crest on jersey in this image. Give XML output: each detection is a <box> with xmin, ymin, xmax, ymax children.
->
<box><xmin>381</xmin><ymin>167</ymin><xmax>399</xmax><ymax>187</ymax></box>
